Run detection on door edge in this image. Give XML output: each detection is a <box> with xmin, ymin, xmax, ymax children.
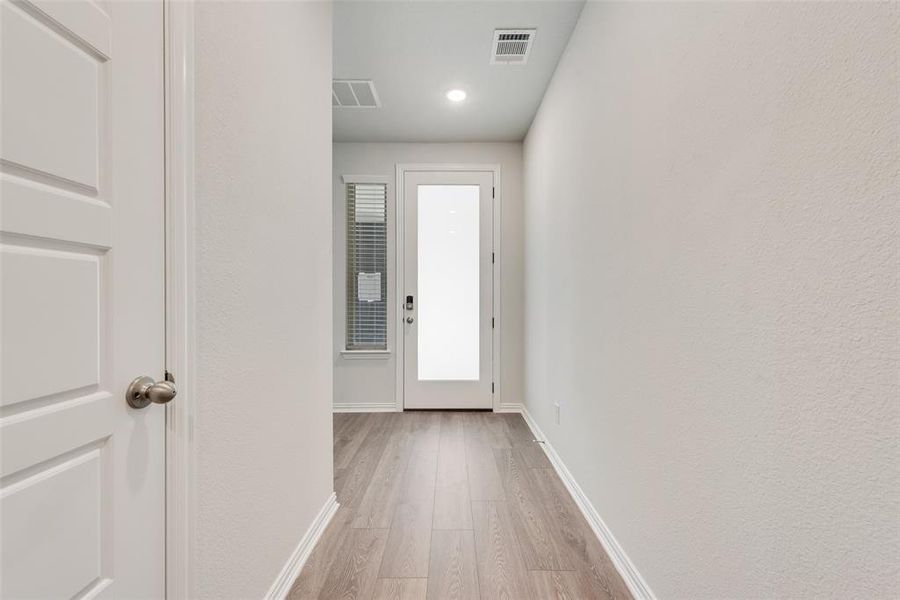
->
<box><xmin>164</xmin><ymin>1</ymin><xmax>197</xmax><ymax>598</ymax></box>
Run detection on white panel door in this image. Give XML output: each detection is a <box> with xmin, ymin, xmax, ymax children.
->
<box><xmin>403</xmin><ymin>170</ymin><xmax>493</xmax><ymax>410</ymax></box>
<box><xmin>1</xmin><ymin>1</ymin><xmax>166</xmax><ymax>597</ymax></box>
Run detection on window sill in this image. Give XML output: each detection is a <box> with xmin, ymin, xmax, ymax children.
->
<box><xmin>340</xmin><ymin>350</ymin><xmax>392</xmax><ymax>360</ymax></box>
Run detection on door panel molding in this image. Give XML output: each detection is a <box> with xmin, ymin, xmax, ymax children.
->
<box><xmin>394</xmin><ymin>163</ymin><xmax>502</xmax><ymax>412</ymax></box>
<box><xmin>1</xmin><ymin>0</ymin><xmax>107</xmax><ymax>191</ymax></box>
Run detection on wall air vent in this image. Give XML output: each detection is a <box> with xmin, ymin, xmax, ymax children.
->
<box><xmin>490</xmin><ymin>29</ymin><xmax>536</xmax><ymax>65</ymax></box>
<box><xmin>333</xmin><ymin>80</ymin><xmax>381</xmax><ymax>108</ymax></box>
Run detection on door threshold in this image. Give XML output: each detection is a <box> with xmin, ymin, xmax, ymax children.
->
<box><xmin>402</xmin><ymin>408</ymin><xmax>494</xmax><ymax>412</ymax></box>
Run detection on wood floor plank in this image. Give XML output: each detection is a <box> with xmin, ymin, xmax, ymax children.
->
<box><xmin>426</xmin><ymin>530</ymin><xmax>480</xmax><ymax>600</ymax></box>
<box><xmin>479</xmin><ymin>413</ymin><xmax>512</xmax><ymax>449</ymax></box>
<box><xmin>352</xmin><ymin>415</ymin><xmax>415</xmax><ymax>528</ymax></box>
<box><xmin>529</xmin><ymin>570</ymin><xmax>583</xmax><ymax>600</ymax></box>
<box><xmin>335</xmin><ymin>467</ymin><xmax>348</xmax><ymax>498</ymax></box>
<box><xmin>287</xmin><ymin>507</ymin><xmax>357</xmax><ymax>599</ymax></box>
<box><xmin>498</xmin><ymin>413</ymin><xmax>533</xmax><ymax>444</ymax></box>
<box><xmin>439</xmin><ymin>411</ymin><xmax>466</xmax><ymax>437</ymax></box>
<box><xmin>513</xmin><ymin>439</ymin><xmax>552</xmax><ymax>469</ymax></box>
<box><xmin>433</xmin><ymin>423</ymin><xmax>473</xmax><ymax>530</ymax></box>
<box><xmin>379</xmin><ymin>501</ymin><xmax>434</xmax><ymax>578</ymax></box>
<box><xmin>338</xmin><ymin>413</ymin><xmax>394</xmax><ymax>507</ymax></box>
<box><xmin>531</xmin><ymin>467</ymin><xmax>632</xmax><ymax>599</ymax></box>
<box><xmin>494</xmin><ymin>448</ymin><xmax>573</xmax><ymax>571</ymax></box>
<box><xmin>498</xmin><ymin>415</ymin><xmax>551</xmax><ymax>468</ymax></box>
<box><xmin>380</xmin><ymin>412</ymin><xmax>439</xmax><ymax>577</ymax></box>
<box><xmin>373</xmin><ymin>578</ymin><xmax>428</xmax><ymax>600</ymax></box>
<box><xmin>335</xmin><ymin>412</ymin><xmax>375</xmax><ymax>469</ymax></box>
<box><xmin>318</xmin><ymin>527</ymin><xmax>389</xmax><ymax>600</ymax></box>
<box><xmin>333</xmin><ymin>413</ymin><xmax>351</xmax><ymax>439</ymax></box>
<box><xmin>464</xmin><ymin>414</ymin><xmax>506</xmax><ymax>502</ymax></box>
<box><xmin>471</xmin><ymin>501</ymin><xmax>534</xmax><ymax>600</ymax></box>
<box><xmin>400</xmin><ymin>413</ymin><xmax>440</xmax><ymax>503</ymax></box>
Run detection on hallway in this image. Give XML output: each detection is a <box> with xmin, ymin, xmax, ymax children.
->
<box><xmin>289</xmin><ymin>412</ymin><xmax>631</xmax><ymax>599</ymax></box>
<box><xmin>1</xmin><ymin>1</ymin><xmax>896</xmax><ymax>597</ymax></box>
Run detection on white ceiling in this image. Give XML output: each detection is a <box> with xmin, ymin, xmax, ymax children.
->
<box><xmin>333</xmin><ymin>1</ymin><xmax>585</xmax><ymax>143</ymax></box>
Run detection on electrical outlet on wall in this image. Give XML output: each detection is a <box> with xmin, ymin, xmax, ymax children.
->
<box><xmin>554</xmin><ymin>402</ymin><xmax>560</xmax><ymax>424</ymax></box>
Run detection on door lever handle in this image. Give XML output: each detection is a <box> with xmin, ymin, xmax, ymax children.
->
<box><xmin>126</xmin><ymin>376</ymin><xmax>177</xmax><ymax>409</ymax></box>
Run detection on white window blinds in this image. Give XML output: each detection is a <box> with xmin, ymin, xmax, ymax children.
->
<box><xmin>346</xmin><ymin>182</ymin><xmax>388</xmax><ymax>350</ymax></box>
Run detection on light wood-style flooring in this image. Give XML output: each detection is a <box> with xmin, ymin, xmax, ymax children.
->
<box><xmin>288</xmin><ymin>411</ymin><xmax>632</xmax><ymax>600</ymax></box>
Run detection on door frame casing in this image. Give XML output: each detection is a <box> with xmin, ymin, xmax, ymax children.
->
<box><xmin>164</xmin><ymin>1</ymin><xmax>197</xmax><ymax>598</ymax></box>
<box><xmin>394</xmin><ymin>164</ymin><xmax>503</xmax><ymax>412</ymax></box>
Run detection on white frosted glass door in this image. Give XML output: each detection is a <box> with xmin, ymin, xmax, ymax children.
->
<box><xmin>417</xmin><ymin>185</ymin><xmax>480</xmax><ymax>380</ymax></box>
<box><xmin>403</xmin><ymin>170</ymin><xmax>493</xmax><ymax>409</ymax></box>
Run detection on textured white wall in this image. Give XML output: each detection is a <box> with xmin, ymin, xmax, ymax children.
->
<box><xmin>523</xmin><ymin>2</ymin><xmax>899</xmax><ymax>598</ymax></box>
<box><xmin>333</xmin><ymin>143</ymin><xmax>524</xmax><ymax>411</ymax></box>
<box><xmin>194</xmin><ymin>3</ymin><xmax>333</xmax><ymax>597</ymax></box>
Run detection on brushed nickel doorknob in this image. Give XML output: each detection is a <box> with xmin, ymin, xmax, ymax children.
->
<box><xmin>406</xmin><ymin>316</ymin><xmax>414</xmax><ymax>324</ymax></box>
<box><xmin>126</xmin><ymin>376</ymin><xmax>177</xmax><ymax>409</ymax></box>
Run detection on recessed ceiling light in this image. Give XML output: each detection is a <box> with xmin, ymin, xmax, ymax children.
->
<box><xmin>446</xmin><ymin>89</ymin><xmax>467</xmax><ymax>102</ymax></box>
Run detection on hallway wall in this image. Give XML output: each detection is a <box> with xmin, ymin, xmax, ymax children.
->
<box><xmin>523</xmin><ymin>2</ymin><xmax>899</xmax><ymax>598</ymax></box>
<box><xmin>194</xmin><ymin>3</ymin><xmax>333</xmax><ymax>597</ymax></box>
<box><xmin>332</xmin><ymin>143</ymin><xmax>524</xmax><ymax>411</ymax></box>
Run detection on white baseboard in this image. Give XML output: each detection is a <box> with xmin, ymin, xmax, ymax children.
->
<box><xmin>510</xmin><ymin>404</ymin><xmax>656</xmax><ymax>600</ymax></box>
<box><xmin>333</xmin><ymin>402</ymin><xmax>398</xmax><ymax>413</ymax></box>
<box><xmin>494</xmin><ymin>402</ymin><xmax>525</xmax><ymax>413</ymax></box>
<box><xmin>264</xmin><ymin>492</ymin><xmax>339</xmax><ymax>600</ymax></box>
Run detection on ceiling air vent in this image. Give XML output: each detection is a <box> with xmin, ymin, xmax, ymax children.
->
<box><xmin>333</xmin><ymin>80</ymin><xmax>381</xmax><ymax>108</ymax></box>
<box><xmin>490</xmin><ymin>29</ymin><xmax>536</xmax><ymax>65</ymax></box>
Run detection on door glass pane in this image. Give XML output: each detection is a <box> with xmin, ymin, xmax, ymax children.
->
<box><xmin>417</xmin><ymin>184</ymin><xmax>479</xmax><ymax>380</ymax></box>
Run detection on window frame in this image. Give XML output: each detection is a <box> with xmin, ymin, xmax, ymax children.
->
<box><xmin>342</xmin><ymin>175</ymin><xmax>390</xmax><ymax>357</ymax></box>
